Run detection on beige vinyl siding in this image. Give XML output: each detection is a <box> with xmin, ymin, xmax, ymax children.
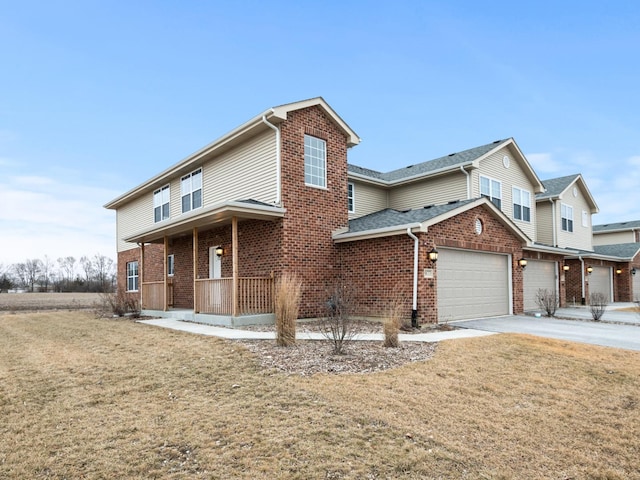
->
<box><xmin>349</xmin><ymin>181</ymin><xmax>388</xmax><ymax>219</ymax></box>
<box><xmin>557</xmin><ymin>185</ymin><xmax>593</xmax><ymax>251</ymax></box>
<box><xmin>471</xmin><ymin>146</ymin><xmax>537</xmax><ymax>241</ymax></box>
<box><xmin>535</xmin><ymin>201</ymin><xmax>554</xmax><ymax>246</ymax></box>
<box><xmin>389</xmin><ymin>171</ymin><xmax>466</xmax><ymax>211</ymax></box>
<box><xmin>116</xmin><ymin>195</ymin><xmax>154</xmax><ymax>252</ymax></box>
<box><xmin>593</xmin><ymin>231</ymin><xmax>635</xmax><ymax>246</ymax></box>
<box><xmin>202</xmin><ymin>130</ymin><xmax>277</xmax><ymax>206</ymax></box>
<box><xmin>115</xmin><ymin>130</ymin><xmax>277</xmax><ymax>253</ymax></box>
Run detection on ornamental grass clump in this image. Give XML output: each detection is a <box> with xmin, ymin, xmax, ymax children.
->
<box><xmin>383</xmin><ymin>294</ymin><xmax>405</xmax><ymax>348</ymax></box>
<box><xmin>275</xmin><ymin>272</ymin><xmax>302</xmax><ymax>347</ymax></box>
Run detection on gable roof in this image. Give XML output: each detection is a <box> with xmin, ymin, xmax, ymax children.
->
<box><xmin>105</xmin><ymin>97</ymin><xmax>360</xmax><ymax>209</ymax></box>
<box><xmin>593</xmin><ymin>220</ymin><xmax>640</xmax><ymax>233</ymax></box>
<box><xmin>536</xmin><ymin>173</ymin><xmax>599</xmax><ymax>213</ymax></box>
<box><xmin>593</xmin><ymin>243</ymin><xmax>640</xmax><ymax>260</ymax></box>
<box><xmin>348</xmin><ymin>138</ymin><xmax>544</xmax><ymax>192</ymax></box>
<box><xmin>333</xmin><ymin>197</ymin><xmax>530</xmax><ymax>244</ymax></box>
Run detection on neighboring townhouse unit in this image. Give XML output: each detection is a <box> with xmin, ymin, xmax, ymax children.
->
<box><xmin>105</xmin><ymin>97</ymin><xmax>639</xmax><ymax>326</ymax></box>
<box><xmin>593</xmin><ymin>220</ymin><xmax>640</xmax><ymax>245</ymax></box>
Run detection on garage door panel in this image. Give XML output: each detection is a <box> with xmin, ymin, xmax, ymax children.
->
<box><xmin>437</xmin><ymin>249</ymin><xmax>510</xmax><ymax>321</ymax></box>
<box><xmin>523</xmin><ymin>260</ymin><xmax>557</xmax><ymax>311</ymax></box>
<box><xmin>633</xmin><ymin>272</ymin><xmax>640</xmax><ymax>302</ymax></box>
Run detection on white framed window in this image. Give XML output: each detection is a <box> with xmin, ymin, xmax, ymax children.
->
<box><xmin>347</xmin><ymin>182</ymin><xmax>355</xmax><ymax>213</ymax></box>
<box><xmin>126</xmin><ymin>261</ymin><xmax>139</xmax><ymax>292</ymax></box>
<box><xmin>480</xmin><ymin>175</ymin><xmax>502</xmax><ymax>209</ymax></box>
<box><xmin>181</xmin><ymin>168</ymin><xmax>202</xmax><ymax>213</ymax></box>
<box><xmin>512</xmin><ymin>187</ymin><xmax>531</xmax><ymax>222</ymax></box>
<box><xmin>561</xmin><ymin>204</ymin><xmax>574</xmax><ymax>232</ymax></box>
<box><xmin>304</xmin><ymin>134</ymin><xmax>326</xmax><ymax>188</ymax></box>
<box><xmin>167</xmin><ymin>254</ymin><xmax>174</xmax><ymax>277</ymax></box>
<box><xmin>582</xmin><ymin>210</ymin><xmax>589</xmax><ymax>228</ymax></box>
<box><xmin>153</xmin><ymin>185</ymin><xmax>170</xmax><ymax>223</ymax></box>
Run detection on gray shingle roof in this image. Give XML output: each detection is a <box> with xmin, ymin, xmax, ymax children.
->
<box><xmin>348</xmin><ymin>139</ymin><xmax>509</xmax><ymax>182</ymax></box>
<box><xmin>593</xmin><ymin>243</ymin><xmax>640</xmax><ymax>259</ymax></box>
<box><xmin>593</xmin><ymin>220</ymin><xmax>640</xmax><ymax>232</ymax></box>
<box><xmin>345</xmin><ymin>199</ymin><xmax>477</xmax><ymax>233</ymax></box>
<box><xmin>536</xmin><ymin>174</ymin><xmax>580</xmax><ymax>200</ymax></box>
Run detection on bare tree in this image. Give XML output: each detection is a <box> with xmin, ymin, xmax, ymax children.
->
<box><xmin>535</xmin><ymin>289</ymin><xmax>559</xmax><ymax>317</ymax></box>
<box><xmin>57</xmin><ymin>256</ymin><xmax>76</xmax><ymax>290</ymax></box>
<box><xmin>40</xmin><ymin>255</ymin><xmax>54</xmax><ymax>292</ymax></box>
<box><xmin>319</xmin><ymin>283</ymin><xmax>363</xmax><ymax>355</ymax></box>
<box><xmin>589</xmin><ymin>293</ymin><xmax>608</xmax><ymax>321</ymax></box>
<box><xmin>79</xmin><ymin>256</ymin><xmax>95</xmax><ymax>285</ymax></box>
<box><xmin>15</xmin><ymin>259</ymin><xmax>43</xmax><ymax>292</ymax></box>
<box><xmin>93</xmin><ymin>253</ymin><xmax>115</xmax><ymax>292</ymax></box>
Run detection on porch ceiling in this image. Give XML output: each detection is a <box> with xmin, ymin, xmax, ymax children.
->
<box><xmin>125</xmin><ymin>200</ymin><xmax>286</xmax><ymax>244</ymax></box>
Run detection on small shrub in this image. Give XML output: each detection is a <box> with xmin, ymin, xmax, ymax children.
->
<box><xmin>589</xmin><ymin>293</ymin><xmax>608</xmax><ymax>321</ymax></box>
<box><xmin>535</xmin><ymin>288</ymin><xmax>558</xmax><ymax>317</ymax></box>
<box><xmin>320</xmin><ymin>283</ymin><xmax>362</xmax><ymax>355</ymax></box>
<box><xmin>275</xmin><ymin>273</ymin><xmax>301</xmax><ymax>347</ymax></box>
<box><xmin>97</xmin><ymin>288</ymin><xmax>140</xmax><ymax>318</ymax></box>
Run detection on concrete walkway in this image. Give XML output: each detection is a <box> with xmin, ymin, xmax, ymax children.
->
<box><xmin>138</xmin><ymin>318</ymin><xmax>496</xmax><ymax>343</ymax></box>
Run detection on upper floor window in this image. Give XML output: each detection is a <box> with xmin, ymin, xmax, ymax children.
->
<box><xmin>167</xmin><ymin>254</ymin><xmax>174</xmax><ymax>277</ymax></box>
<box><xmin>347</xmin><ymin>183</ymin><xmax>355</xmax><ymax>213</ymax></box>
<box><xmin>480</xmin><ymin>175</ymin><xmax>502</xmax><ymax>209</ymax></box>
<box><xmin>153</xmin><ymin>185</ymin><xmax>170</xmax><ymax>223</ymax></box>
<box><xmin>126</xmin><ymin>261</ymin><xmax>139</xmax><ymax>292</ymax></box>
<box><xmin>181</xmin><ymin>168</ymin><xmax>202</xmax><ymax>213</ymax></box>
<box><xmin>304</xmin><ymin>134</ymin><xmax>326</xmax><ymax>188</ymax></box>
<box><xmin>512</xmin><ymin>187</ymin><xmax>531</xmax><ymax>222</ymax></box>
<box><xmin>561</xmin><ymin>203</ymin><xmax>574</xmax><ymax>232</ymax></box>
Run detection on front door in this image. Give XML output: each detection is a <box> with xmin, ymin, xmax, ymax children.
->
<box><xmin>209</xmin><ymin>246</ymin><xmax>222</xmax><ymax>307</ymax></box>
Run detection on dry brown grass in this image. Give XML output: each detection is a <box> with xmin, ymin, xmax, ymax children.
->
<box><xmin>1</xmin><ymin>311</ymin><xmax>640</xmax><ymax>479</ymax></box>
<box><xmin>0</xmin><ymin>292</ymin><xmax>101</xmax><ymax>312</ymax></box>
<box><xmin>274</xmin><ymin>273</ymin><xmax>301</xmax><ymax>347</ymax></box>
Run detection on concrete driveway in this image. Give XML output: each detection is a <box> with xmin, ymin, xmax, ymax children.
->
<box><xmin>456</xmin><ymin>307</ymin><xmax>640</xmax><ymax>351</ymax></box>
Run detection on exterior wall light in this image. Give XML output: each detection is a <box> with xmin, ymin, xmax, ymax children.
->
<box><xmin>616</xmin><ymin>268</ymin><xmax>623</xmax><ymax>275</ymax></box>
<box><xmin>563</xmin><ymin>264</ymin><xmax>570</xmax><ymax>271</ymax></box>
<box><xmin>428</xmin><ymin>247</ymin><xmax>439</xmax><ymax>263</ymax></box>
<box><xmin>586</xmin><ymin>266</ymin><xmax>593</xmax><ymax>274</ymax></box>
<box><xmin>632</xmin><ymin>268</ymin><xmax>637</xmax><ymax>276</ymax></box>
<box><xmin>215</xmin><ymin>246</ymin><xmax>224</xmax><ymax>257</ymax></box>
<box><xmin>518</xmin><ymin>258</ymin><xmax>528</xmax><ymax>269</ymax></box>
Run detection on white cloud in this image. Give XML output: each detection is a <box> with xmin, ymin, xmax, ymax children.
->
<box><xmin>0</xmin><ymin>174</ymin><xmax>119</xmax><ymax>264</ymax></box>
<box><xmin>526</xmin><ymin>153</ymin><xmax>563</xmax><ymax>175</ymax></box>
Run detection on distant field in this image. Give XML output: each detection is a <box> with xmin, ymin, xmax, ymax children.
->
<box><xmin>0</xmin><ymin>292</ymin><xmax>102</xmax><ymax>311</ymax></box>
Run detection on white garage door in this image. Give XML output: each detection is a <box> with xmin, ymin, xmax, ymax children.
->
<box><xmin>634</xmin><ymin>270</ymin><xmax>640</xmax><ymax>302</ymax></box>
<box><xmin>437</xmin><ymin>248</ymin><xmax>510</xmax><ymax>321</ymax></box>
<box><xmin>523</xmin><ymin>260</ymin><xmax>557</xmax><ymax>311</ymax></box>
<box><xmin>589</xmin><ymin>266</ymin><xmax>612</xmax><ymax>302</ymax></box>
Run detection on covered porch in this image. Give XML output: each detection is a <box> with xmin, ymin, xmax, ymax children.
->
<box><xmin>125</xmin><ymin>200</ymin><xmax>286</xmax><ymax>325</ymax></box>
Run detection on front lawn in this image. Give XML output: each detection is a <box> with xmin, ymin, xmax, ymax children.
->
<box><xmin>1</xmin><ymin>311</ymin><xmax>639</xmax><ymax>479</ymax></box>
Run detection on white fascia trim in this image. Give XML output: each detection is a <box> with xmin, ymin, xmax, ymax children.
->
<box><xmin>333</xmin><ymin>223</ymin><xmax>425</xmax><ymax>243</ymax></box>
<box><xmin>347</xmin><ymin>162</ymin><xmax>475</xmax><ymax>187</ymax></box>
<box><xmin>564</xmin><ymin>253</ymin><xmax>630</xmax><ymax>262</ymax></box>
<box><xmin>523</xmin><ymin>244</ymin><xmax>581</xmax><ymax>255</ymax></box>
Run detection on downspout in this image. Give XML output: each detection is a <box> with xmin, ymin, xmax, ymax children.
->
<box><xmin>579</xmin><ymin>256</ymin><xmax>586</xmax><ymax>305</ymax></box>
<box><xmin>460</xmin><ymin>166</ymin><xmax>471</xmax><ymax>199</ymax></box>
<box><xmin>261</xmin><ymin>114</ymin><xmax>281</xmax><ymax>205</ymax></box>
<box><xmin>407</xmin><ymin>228</ymin><xmax>420</xmax><ymax>328</ymax></box>
<box><xmin>549</xmin><ymin>198</ymin><xmax>557</xmax><ymax>246</ymax></box>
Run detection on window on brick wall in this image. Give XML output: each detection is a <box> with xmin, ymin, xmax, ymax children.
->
<box><xmin>304</xmin><ymin>134</ymin><xmax>326</xmax><ymax>188</ymax></box>
<box><xmin>181</xmin><ymin>168</ymin><xmax>203</xmax><ymax>213</ymax></box>
<box><xmin>480</xmin><ymin>175</ymin><xmax>502</xmax><ymax>209</ymax></box>
<box><xmin>126</xmin><ymin>261</ymin><xmax>139</xmax><ymax>292</ymax></box>
<box><xmin>348</xmin><ymin>182</ymin><xmax>355</xmax><ymax>213</ymax></box>
<box><xmin>512</xmin><ymin>187</ymin><xmax>531</xmax><ymax>222</ymax></box>
<box><xmin>561</xmin><ymin>203</ymin><xmax>574</xmax><ymax>232</ymax></box>
<box><xmin>153</xmin><ymin>185</ymin><xmax>170</xmax><ymax>223</ymax></box>
<box><xmin>167</xmin><ymin>254</ymin><xmax>174</xmax><ymax>276</ymax></box>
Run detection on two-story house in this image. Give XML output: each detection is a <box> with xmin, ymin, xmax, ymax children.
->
<box><xmin>105</xmin><ymin>97</ymin><xmax>638</xmax><ymax>326</ymax></box>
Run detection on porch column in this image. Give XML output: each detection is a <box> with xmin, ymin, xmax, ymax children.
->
<box><xmin>193</xmin><ymin>227</ymin><xmax>199</xmax><ymax>313</ymax></box>
<box><xmin>232</xmin><ymin>216</ymin><xmax>239</xmax><ymax>317</ymax></box>
<box><xmin>163</xmin><ymin>235</ymin><xmax>168</xmax><ymax>311</ymax></box>
<box><xmin>139</xmin><ymin>243</ymin><xmax>145</xmax><ymax>308</ymax></box>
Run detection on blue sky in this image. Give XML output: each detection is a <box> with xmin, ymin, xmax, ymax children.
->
<box><xmin>1</xmin><ymin>1</ymin><xmax>639</xmax><ymax>265</ymax></box>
